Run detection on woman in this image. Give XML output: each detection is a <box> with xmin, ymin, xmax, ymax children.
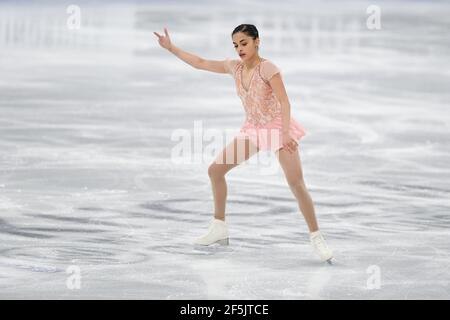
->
<box><xmin>153</xmin><ymin>24</ymin><xmax>333</xmax><ymax>264</ymax></box>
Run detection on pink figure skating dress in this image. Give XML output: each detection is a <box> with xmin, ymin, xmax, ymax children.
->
<box><xmin>224</xmin><ymin>57</ymin><xmax>306</xmax><ymax>153</ymax></box>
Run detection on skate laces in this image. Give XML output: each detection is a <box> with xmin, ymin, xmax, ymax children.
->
<box><xmin>311</xmin><ymin>234</ymin><xmax>329</xmax><ymax>253</ymax></box>
<box><xmin>207</xmin><ymin>219</ymin><xmax>225</xmax><ymax>232</ymax></box>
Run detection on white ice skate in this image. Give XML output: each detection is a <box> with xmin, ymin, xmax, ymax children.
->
<box><xmin>310</xmin><ymin>230</ymin><xmax>333</xmax><ymax>264</ymax></box>
<box><xmin>193</xmin><ymin>218</ymin><xmax>229</xmax><ymax>246</ymax></box>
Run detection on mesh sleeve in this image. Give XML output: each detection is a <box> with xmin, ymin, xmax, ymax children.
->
<box><xmin>260</xmin><ymin>60</ymin><xmax>281</xmax><ymax>82</ymax></box>
<box><xmin>224</xmin><ymin>58</ymin><xmax>239</xmax><ymax>77</ymax></box>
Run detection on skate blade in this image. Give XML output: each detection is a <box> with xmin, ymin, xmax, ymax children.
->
<box><xmin>216</xmin><ymin>238</ymin><xmax>229</xmax><ymax>246</ymax></box>
<box><xmin>193</xmin><ymin>238</ymin><xmax>229</xmax><ymax>246</ymax></box>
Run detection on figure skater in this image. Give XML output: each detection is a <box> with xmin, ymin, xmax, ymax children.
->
<box><xmin>153</xmin><ymin>24</ymin><xmax>333</xmax><ymax>263</ymax></box>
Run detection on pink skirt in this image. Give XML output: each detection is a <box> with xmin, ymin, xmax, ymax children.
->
<box><xmin>236</xmin><ymin>116</ymin><xmax>306</xmax><ymax>152</ymax></box>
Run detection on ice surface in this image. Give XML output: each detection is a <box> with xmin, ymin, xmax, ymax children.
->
<box><xmin>0</xmin><ymin>0</ymin><xmax>449</xmax><ymax>299</ymax></box>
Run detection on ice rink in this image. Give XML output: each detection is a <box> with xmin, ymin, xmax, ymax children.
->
<box><xmin>0</xmin><ymin>0</ymin><xmax>449</xmax><ymax>299</ymax></box>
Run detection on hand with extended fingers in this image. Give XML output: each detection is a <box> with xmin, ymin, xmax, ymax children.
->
<box><xmin>153</xmin><ymin>27</ymin><xmax>172</xmax><ymax>51</ymax></box>
<box><xmin>281</xmin><ymin>131</ymin><xmax>298</xmax><ymax>154</ymax></box>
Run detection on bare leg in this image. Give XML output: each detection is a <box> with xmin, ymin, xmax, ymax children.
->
<box><xmin>208</xmin><ymin>137</ymin><xmax>259</xmax><ymax>221</ymax></box>
<box><xmin>275</xmin><ymin>145</ymin><xmax>319</xmax><ymax>232</ymax></box>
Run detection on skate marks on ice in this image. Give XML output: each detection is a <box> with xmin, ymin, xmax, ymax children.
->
<box><xmin>0</xmin><ymin>200</ymin><xmax>151</xmax><ymax>280</ymax></box>
<box><xmin>139</xmin><ymin>191</ymin><xmax>312</xmax><ymax>253</ymax></box>
<box><xmin>1</xmin><ymin>0</ymin><xmax>450</xmax><ymax>299</ymax></box>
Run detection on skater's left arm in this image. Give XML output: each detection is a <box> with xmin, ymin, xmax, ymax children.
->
<box><xmin>269</xmin><ymin>74</ymin><xmax>291</xmax><ymax>134</ymax></box>
<box><xmin>270</xmin><ymin>75</ymin><xmax>297</xmax><ymax>154</ymax></box>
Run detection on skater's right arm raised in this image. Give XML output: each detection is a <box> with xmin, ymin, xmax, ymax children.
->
<box><xmin>153</xmin><ymin>28</ymin><xmax>229</xmax><ymax>74</ymax></box>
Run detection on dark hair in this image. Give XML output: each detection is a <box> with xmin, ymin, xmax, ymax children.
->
<box><xmin>231</xmin><ymin>24</ymin><xmax>259</xmax><ymax>40</ymax></box>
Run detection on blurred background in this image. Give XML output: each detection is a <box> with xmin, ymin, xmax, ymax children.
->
<box><xmin>0</xmin><ymin>0</ymin><xmax>449</xmax><ymax>299</ymax></box>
